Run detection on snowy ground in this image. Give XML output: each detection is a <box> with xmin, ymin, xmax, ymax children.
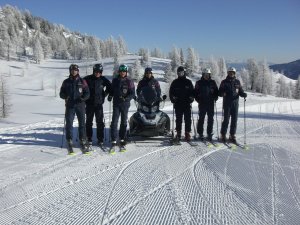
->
<box><xmin>1</xmin><ymin>58</ymin><xmax>300</xmax><ymax>224</ymax></box>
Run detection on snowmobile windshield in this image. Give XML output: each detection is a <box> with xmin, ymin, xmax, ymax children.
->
<box><xmin>139</xmin><ymin>86</ymin><xmax>158</xmax><ymax>106</ymax></box>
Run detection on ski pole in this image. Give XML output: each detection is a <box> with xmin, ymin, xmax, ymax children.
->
<box><xmin>191</xmin><ymin>105</ymin><xmax>197</xmax><ymax>140</ymax></box>
<box><xmin>244</xmin><ymin>98</ymin><xmax>247</xmax><ymax>145</ymax></box>
<box><xmin>215</xmin><ymin>101</ymin><xmax>219</xmax><ymax>141</ymax></box>
<box><xmin>60</xmin><ymin>110</ymin><xmax>66</xmax><ymax>148</ymax></box>
<box><xmin>108</xmin><ymin>100</ymin><xmax>112</xmax><ymax>143</ymax></box>
<box><xmin>172</xmin><ymin>104</ymin><xmax>175</xmax><ymax>139</ymax></box>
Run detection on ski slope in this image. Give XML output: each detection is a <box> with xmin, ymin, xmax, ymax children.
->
<box><xmin>1</xmin><ymin>58</ymin><xmax>300</xmax><ymax>224</ymax></box>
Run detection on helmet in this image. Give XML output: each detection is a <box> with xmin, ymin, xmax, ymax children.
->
<box><xmin>93</xmin><ymin>63</ymin><xmax>103</xmax><ymax>73</ymax></box>
<box><xmin>144</xmin><ymin>67</ymin><xmax>152</xmax><ymax>74</ymax></box>
<box><xmin>227</xmin><ymin>67</ymin><xmax>236</xmax><ymax>73</ymax></box>
<box><xmin>69</xmin><ymin>64</ymin><xmax>79</xmax><ymax>73</ymax></box>
<box><xmin>119</xmin><ymin>64</ymin><xmax>128</xmax><ymax>72</ymax></box>
<box><xmin>177</xmin><ymin>66</ymin><xmax>185</xmax><ymax>73</ymax></box>
<box><xmin>202</xmin><ymin>68</ymin><xmax>211</xmax><ymax>74</ymax></box>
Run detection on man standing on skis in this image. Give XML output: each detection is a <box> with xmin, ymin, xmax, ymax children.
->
<box><xmin>60</xmin><ymin>64</ymin><xmax>90</xmax><ymax>154</ymax></box>
<box><xmin>108</xmin><ymin>64</ymin><xmax>135</xmax><ymax>153</ymax></box>
<box><xmin>194</xmin><ymin>68</ymin><xmax>219</xmax><ymax>141</ymax></box>
<box><xmin>219</xmin><ymin>67</ymin><xmax>247</xmax><ymax>143</ymax></box>
<box><xmin>84</xmin><ymin>63</ymin><xmax>112</xmax><ymax>147</ymax></box>
<box><xmin>169</xmin><ymin>66</ymin><xmax>194</xmax><ymax>142</ymax></box>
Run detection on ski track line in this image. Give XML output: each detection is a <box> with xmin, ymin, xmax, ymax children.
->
<box><xmin>270</xmin><ymin>144</ymin><xmax>300</xmax><ymax>210</ymax></box>
<box><xmin>195</xmin><ymin>147</ymin><xmax>272</xmax><ymax>224</ymax></box>
<box><xmin>99</xmin><ymin>145</ymin><xmax>172</xmax><ymax>225</ymax></box>
<box><xmin>100</xmin><ymin>143</ymin><xmax>220</xmax><ymax>225</ymax></box>
<box><xmin>1</xmin><ymin>142</ymin><xmax>157</xmax><ymax>213</ymax></box>
<box><xmin>1</xmin><ymin>141</ymin><xmax>171</xmax><ymax>215</ymax></box>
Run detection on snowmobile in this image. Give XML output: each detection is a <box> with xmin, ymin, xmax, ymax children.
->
<box><xmin>129</xmin><ymin>86</ymin><xmax>170</xmax><ymax>137</ymax></box>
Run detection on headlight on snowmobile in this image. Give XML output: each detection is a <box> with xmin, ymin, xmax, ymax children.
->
<box><xmin>142</xmin><ymin>106</ymin><xmax>150</xmax><ymax>112</ymax></box>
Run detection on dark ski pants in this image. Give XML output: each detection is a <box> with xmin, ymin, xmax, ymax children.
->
<box><xmin>110</xmin><ymin>103</ymin><xmax>130</xmax><ymax>142</ymax></box>
<box><xmin>221</xmin><ymin>102</ymin><xmax>239</xmax><ymax>136</ymax></box>
<box><xmin>65</xmin><ymin>104</ymin><xmax>86</xmax><ymax>141</ymax></box>
<box><xmin>175</xmin><ymin>105</ymin><xmax>191</xmax><ymax>135</ymax></box>
<box><xmin>197</xmin><ymin>103</ymin><xmax>214</xmax><ymax>136</ymax></box>
<box><xmin>86</xmin><ymin>105</ymin><xmax>104</xmax><ymax>142</ymax></box>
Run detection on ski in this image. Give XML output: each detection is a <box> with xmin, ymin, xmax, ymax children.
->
<box><xmin>229</xmin><ymin>142</ymin><xmax>249</xmax><ymax>150</ymax></box>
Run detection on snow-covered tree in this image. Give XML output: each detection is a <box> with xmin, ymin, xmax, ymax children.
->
<box><xmin>117</xmin><ymin>35</ymin><xmax>127</xmax><ymax>55</ymax></box>
<box><xmin>0</xmin><ymin>76</ymin><xmax>11</xmax><ymax>118</ymax></box>
<box><xmin>164</xmin><ymin>63</ymin><xmax>175</xmax><ymax>99</ymax></box>
<box><xmin>139</xmin><ymin>48</ymin><xmax>151</xmax><ymax>67</ymax></box>
<box><xmin>130</xmin><ymin>59</ymin><xmax>143</xmax><ymax>81</ymax></box>
<box><xmin>185</xmin><ymin>47</ymin><xmax>199</xmax><ymax>77</ymax></box>
<box><xmin>247</xmin><ymin>58</ymin><xmax>259</xmax><ymax>91</ymax></box>
<box><xmin>151</xmin><ymin>47</ymin><xmax>163</xmax><ymax>58</ymax></box>
<box><xmin>258</xmin><ymin>60</ymin><xmax>272</xmax><ymax>95</ymax></box>
<box><xmin>240</xmin><ymin>68</ymin><xmax>249</xmax><ymax>91</ymax></box>
<box><xmin>33</xmin><ymin>38</ymin><xmax>43</xmax><ymax>64</ymax></box>
<box><xmin>180</xmin><ymin>48</ymin><xmax>185</xmax><ymax>65</ymax></box>
<box><xmin>218</xmin><ymin>57</ymin><xmax>227</xmax><ymax>79</ymax></box>
<box><xmin>170</xmin><ymin>46</ymin><xmax>181</xmax><ymax>72</ymax></box>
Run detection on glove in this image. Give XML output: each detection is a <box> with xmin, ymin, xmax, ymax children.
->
<box><xmin>120</xmin><ymin>96</ymin><xmax>126</xmax><ymax>102</ymax></box>
<box><xmin>107</xmin><ymin>96</ymin><xmax>112</xmax><ymax>101</ymax></box>
<box><xmin>189</xmin><ymin>96</ymin><xmax>194</xmax><ymax>103</ymax></box>
<box><xmin>242</xmin><ymin>93</ymin><xmax>247</xmax><ymax>98</ymax></box>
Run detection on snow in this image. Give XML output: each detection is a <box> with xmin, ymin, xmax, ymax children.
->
<box><xmin>1</xmin><ymin>57</ymin><xmax>300</xmax><ymax>224</ymax></box>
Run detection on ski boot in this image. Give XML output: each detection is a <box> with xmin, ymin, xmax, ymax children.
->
<box><xmin>206</xmin><ymin>134</ymin><xmax>213</xmax><ymax>142</ymax></box>
<box><xmin>120</xmin><ymin>140</ymin><xmax>127</xmax><ymax>152</ymax></box>
<box><xmin>66</xmin><ymin>139</ymin><xmax>75</xmax><ymax>155</ymax></box>
<box><xmin>185</xmin><ymin>132</ymin><xmax>191</xmax><ymax>142</ymax></box>
<box><xmin>109</xmin><ymin>141</ymin><xmax>117</xmax><ymax>154</ymax></box>
<box><xmin>199</xmin><ymin>134</ymin><xmax>204</xmax><ymax>141</ymax></box>
<box><xmin>87</xmin><ymin>138</ymin><xmax>93</xmax><ymax>147</ymax></box>
<box><xmin>220</xmin><ymin>134</ymin><xmax>226</xmax><ymax>143</ymax></box>
<box><xmin>229</xmin><ymin>134</ymin><xmax>237</xmax><ymax>144</ymax></box>
<box><xmin>80</xmin><ymin>140</ymin><xmax>91</xmax><ymax>154</ymax></box>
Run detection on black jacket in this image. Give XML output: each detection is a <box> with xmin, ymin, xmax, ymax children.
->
<box><xmin>110</xmin><ymin>76</ymin><xmax>135</xmax><ymax>105</ymax></box>
<box><xmin>84</xmin><ymin>74</ymin><xmax>112</xmax><ymax>106</ymax></box>
<box><xmin>219</xmin><ymin>76</ymin><xmax>247</xmax><ymax>105</ymax></box>
<box><xmin>195</xmin><ymin>77</ymin><xmax>218</xmax><ymax>105</ymax></box>
<box><xmin>136</xmin><ymin>76</ymin><xmax>161</xmax><ymax>99</ymax></box>
<box><xmin>60</xmin><ymin>75</ymin><xmax>90</xmax><ymax>107</ymax></box>
<box><xmin>169</xmin><ymin>76</ymin><xmax>194</xmax><ymax>107</ymax></box>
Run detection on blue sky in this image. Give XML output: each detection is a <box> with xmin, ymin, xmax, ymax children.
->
<box><xmin>1</xmin><ymin>0</ymin><xmax>299</xmax><ymax>63</ymax></box>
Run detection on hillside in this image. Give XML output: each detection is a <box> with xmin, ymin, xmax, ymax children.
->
<box><xmin>270</xmin><ymin>59</ymin><xmax>300</xmax><ymax>80</ymax></box>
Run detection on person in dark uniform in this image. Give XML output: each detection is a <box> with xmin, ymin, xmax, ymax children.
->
<box><xmin>219</xmin><ymin>67</ymin><xmax>247</xmax><ymax>143</ymax></box>
<box><xmin>60</xmin><ymin>64</ymin><xmax>90</xmax><ymax>154</ymax></box>
<box><xmin>84</xmin><ymin>63</ymin><xmax>112</xmax><ymax>146</ymax></box>
<box><xmin>136</xmin><ymin>67</ymin><xmax>161</xmax><ymax>100</ymax></box>
<box><xmin>108</xmin><ymin>64</ymin><xmax>135</xmax><ymax>151</ymax></box>
<box><xmin>169</xmin><ymin>66</ymin><xmax>194</xmax><ymax>142</ymax></box>
<box><xmin>194</xmin><ymin>68</ymin><xmax>219</xmax><ymax>141</ymax></box>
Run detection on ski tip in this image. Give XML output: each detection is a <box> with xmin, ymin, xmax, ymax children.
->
<box><xmin>68</xmin><ymin>152</ymin><xmax>76</xmax><ymax>156</ymax></box>
<box><xmin>82</xmin><ymin>151</ymin><xmax>92</xmax><ymax>155</ymax></box>
<box><xmin>120</xmin><ymin>149</ymin><xmax>127</xmax><ymax>153</ymax></box>
<box><xmin>109</xmin><ymin>151</ymin><xmax>116</xmax><ymax>155</ymax></box>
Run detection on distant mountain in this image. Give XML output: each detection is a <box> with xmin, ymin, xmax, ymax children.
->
<box><xmin>269</xmin><ymin>59</ymin><xmax>300</xmax><ymax>80</ymax></box>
